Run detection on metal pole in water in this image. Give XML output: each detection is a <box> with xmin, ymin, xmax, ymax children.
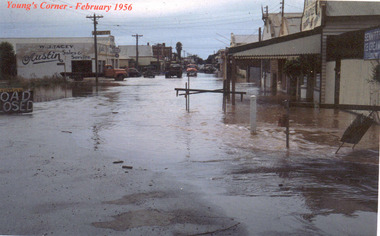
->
<box><xmin>250</xmin><ymin>95</ymin><xmax>257</xmax><ymax>134</ymax></box>
<box><xmin>187</xmin><ymin>75</ymin><xmax>190</xmax><ymax>112</ymax></box>
<box><xmin>285</xmin><ymin>100</ymin><xmax>290</xmax><ymax>148</ymax></box>
<box><xmin>185</xmin><ymin>82</ymin><xmax>188</xmax><ymax>111</ymax></box>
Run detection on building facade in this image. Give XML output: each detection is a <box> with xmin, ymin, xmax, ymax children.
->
<box><xmin>227</xmin><ymin>0</ymin><xmax>380</xmax><ymax>108</ymax></box>
<box><xmin>118</xmin><ymin>45</ymin><xmax>154</xmax><ymax>69</ymax></box>
<box><xmin>0</xmin><ymin>36</ymin><xmax>118</xmax><ymax>79</ymax></box>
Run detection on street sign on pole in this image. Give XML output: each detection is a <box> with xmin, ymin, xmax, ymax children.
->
<box><xmin>92</xmin><ymin>30</ymin><xmax>110</xmax><ymax>35</ymax></box>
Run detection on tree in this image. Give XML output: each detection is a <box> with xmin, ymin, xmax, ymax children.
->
<box><xmin>283</xmin><ymin>58</ymin><xmax>303</xmax><ymax>100</ymax></box>
<box><xmin>205</xmin><ymin>53</ymin><xmax>217</xmax><ymax>64</ymax></box>
<box><xmin>189</xmin><ymin>54</ymin><xmax>204</xmax><ymax>64</ymax></box>
<box><xmin>283</xmin><ymin>55</ymin><xmax>320</xmax><ymax>101</ymax></box>
<box><xmin>176</xmin><ymin>42</ymin><xmax>182</xmax><ymax>60</ymax></box>
<box><xmin>371</xmin><ymin>60</ymin><xmax>380</xmax><ymax>83</ymax></box>
<box><xmin>0</xmin><ymin>42</ymin><xmax>17</xmax><ymax>79</ymax></box>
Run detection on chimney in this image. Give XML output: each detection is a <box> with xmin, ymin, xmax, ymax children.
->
<box><xmin>147</xmin><ymin>42</ymin><xmax>150</xmax><ymax>46</ymax></box>
<box><xmin>163</xmin><ymin>43</ymin><xmax>166</xmax><ymax>47</ymax></box>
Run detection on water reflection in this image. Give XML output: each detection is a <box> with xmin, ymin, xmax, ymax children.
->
<box><xmin>33</xmin><ymin>85</ymin><xmax>71</xmax><ymax>102</ymax></box>
<box><xmin>32</xmin><ymin>82</ymin><xmax>115</xmax><ymax>102</ymax></box>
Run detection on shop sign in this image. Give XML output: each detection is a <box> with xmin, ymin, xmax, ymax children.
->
<box><xmin>0</xmin><ymin>88</ymin><xmax>33</xmax><ymax>113</ymax></box>
<box><xmin>17</xmin><ymin>43</ymin><xmax>94</xmax><ymax>78</ymax></box>
<box><xmin>364</xmin><ymin>28</ymin><xmax>380</xmax><ymax>60</ymax></box>
<box><xmin>301</xmin><ymin>0</ymin><xmax>322</xmax><ymax>32</ymax></box>
<box><xmin>92</xmin><ymin>30</ymin><xmax>111</xmax><ymax>35</ymax></box>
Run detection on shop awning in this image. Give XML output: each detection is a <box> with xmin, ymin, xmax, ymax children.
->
<box><xmin>229</xmin><ymin>28</ymin><xmax>322</xmax><ymax>59</ymax></box>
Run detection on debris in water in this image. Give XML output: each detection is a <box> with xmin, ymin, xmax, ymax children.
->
<box><xmin>113</xmin><ymin>161</ymin><xmax>124</xmax><ymax>164</ymax></box>
<box><xmin>122</xmin><ymin>165</ymin><xmax>133</xmax><ymax>169</ymax></box>
<box><xmin>61</xmin><ymin>131</ymin><xmax>72</xmax><ymax>133</ymax></box>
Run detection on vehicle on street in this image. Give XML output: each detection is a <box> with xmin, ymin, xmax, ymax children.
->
<box><xmin>60</xmin><ymin>64</ymin><xmax>128</xmax><ymax>81</ymax></box>
<box><xmin>165</xmin><ymin>63</ymin><xmax>182</xmax><ymax>78</ymax></box>
<box><xmin>127</xmin><ymin>68</ymin><xmax>142</xmax><ymax>77</ymax></box>
<box><xmin>142</xmin><ymin>66</ymin><xmax>156</xmax><ymax>78</ymax></box>
<box><xmin>104</xmin><ymin>65</ymin><xmax>129</xmax><ymax>81</ymax></box>
<box><xmin>186</xmin><ymin>64</ymin><xmax>197</xmax><ymax>77</ymax></box>
<box><xmin>203</xmin><ymin>64</ymin><xmax>217</xmax><ymax>74</ymax></box>
<box><xmin>143</xmin><ymin>70</ymin><xmax>155</xmax><ymax>78</ymax></box>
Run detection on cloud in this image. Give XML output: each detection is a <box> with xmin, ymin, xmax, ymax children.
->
<box><xmin>126</xmin><ymin>0</ymin><xmax>247</xmax><ymax>16</ymax></box>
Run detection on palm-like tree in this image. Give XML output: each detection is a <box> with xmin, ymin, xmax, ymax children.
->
<box><xmin>176</xmin><ymin>42</ymin><xmax>182</xmax><ymax>61</ymax></box>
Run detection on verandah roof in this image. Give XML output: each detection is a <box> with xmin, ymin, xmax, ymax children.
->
<box><xmin>229</xmin><ymin>28</ymin><xmax>322</xmax><ymax>59</ymax></box>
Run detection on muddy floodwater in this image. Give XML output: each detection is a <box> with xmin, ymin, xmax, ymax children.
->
<box><xmin>0</xmin><ymin>74</ymin><xmax>378</xmax><ymax>235</ymax></box>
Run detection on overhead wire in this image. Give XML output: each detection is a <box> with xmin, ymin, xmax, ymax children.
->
<box><xmin>285</xmin><ymin>3</ymin><xmax>304</xmax><ymax>11</ymax></box>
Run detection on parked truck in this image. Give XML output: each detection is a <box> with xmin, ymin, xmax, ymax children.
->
<box><xmin>165</xmin><ymin>63</ymin><xmax>182</xmax><ymax>78</ymax></box>
<box><xmin>103</xmin><ymin>65</ymin><xmax>129</xmax><ymax>81</ymax></box>
<box><xmin>61</xmin><ymin>64</ymin><xmax>128</xmax><ymax>81</ymax></box>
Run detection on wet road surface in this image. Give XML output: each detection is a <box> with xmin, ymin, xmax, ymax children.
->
<box><xmin>0</xmin><ymin>74</ymin><xmax>378</xmax><ymax>235</ymax></box>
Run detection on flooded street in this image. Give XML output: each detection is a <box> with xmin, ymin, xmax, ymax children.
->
<box><xmin>0</xmin><ymin>73</ymin><xmax>378</xmax><ymax>235</ymax></box>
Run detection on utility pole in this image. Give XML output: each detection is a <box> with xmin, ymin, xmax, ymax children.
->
<box><xmin>87</xmin><ymin>14</ymin><xmax>103</xmax><ymax>85</ymax></box>
<box><xmin>132</xmin><ymin>34</ymin><xmax>143</xmax><ymax>69</ymax></box>
<box><xmin>280</xmin><ymin>0</ymin><xmax>285</xmax><ymax>35</ymax></box>
<box><xmin>156</xmin><ymin>44</ymin><xmax>160</xmax><ymax>73</ymax></box>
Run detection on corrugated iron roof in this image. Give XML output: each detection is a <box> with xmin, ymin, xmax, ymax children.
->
<box><xmin>229</xmin><ymin>28</ymin><xmax>321</xmax><ymax>59</ymax></box>
<box><xmin>231</xmin><ymin>34</ymin><xmax>259</xmax><ymax>46</ymax></box>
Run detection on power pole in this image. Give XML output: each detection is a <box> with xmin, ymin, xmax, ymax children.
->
<box><xmin>156</xmin><ymin>44</ymin><xmax>160</xmax><ymax>73</ymax></box>
<box><xmin>87</xmin><ymin>14</ymin><xmax>103</xmax><ymax>85</ymax></box>
<box><xmin>280</xmin><ymin>0</ymin><xmax>285</xmax><ymax>35</ymax></box>
<box><xmin>132</xmin><ymin>34</ymin><xmax>143</xmax><ymax>69</ymax></box>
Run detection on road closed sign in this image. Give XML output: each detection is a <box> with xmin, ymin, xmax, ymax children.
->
<box><xmin>0</xmin><ymin>88</ymin><xmax>33</xmax><ymax>113</ymax></box>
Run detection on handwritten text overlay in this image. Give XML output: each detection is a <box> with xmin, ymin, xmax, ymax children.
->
<box><xmin>7</xmin><ymin>2</ymin><xmax>133</xmax><ymax>12</ymax></box>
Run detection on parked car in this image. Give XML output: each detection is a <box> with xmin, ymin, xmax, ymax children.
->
<box><xmin>143</xmin><ymin>70</ymin><xmax>155</xmax><ymax>78</ymax></box>
<box><xmin>186</xmin><ymin>64</ymin><xmax>197</xmax><ymax>77</ymax></box>
<box><xmin>142</xmin><ymin>66</ymin><xmax>156</xmax><ymax>78</ymax></box>
<box><xmin>127</xmin><ymin>68</ymin><xmax>142</xmax><ymax>77</ymax></box>
<box><xmin>203</xmin><ymin>64</ymin><xmax>217</xmax><ymax>74</ymax></box>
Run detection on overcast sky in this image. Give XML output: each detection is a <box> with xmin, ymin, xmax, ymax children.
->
<box><xmin>1</xmin><ymin>0</ymin><xmax>306</xmax><ymax>59</ymax></box>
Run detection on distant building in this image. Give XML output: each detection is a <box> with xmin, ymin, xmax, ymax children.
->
<box><xmin>230</xmin><ymin>34</ymin><xmax>259</xmax><ymax>47</ymax></box>
<box><xmin>262</xmin><ymin>12</ymin><xmax>302</xmax><ymax>40</ymax></box>
<box><xmin>152</xmin><ymin>43</ymin><xmax>172</xmax><ymax>61</ymax></box>
<box><xmin>118</xmin><ymin>45</ymin><xmax>154</xmax><ymax>68</ymax></box>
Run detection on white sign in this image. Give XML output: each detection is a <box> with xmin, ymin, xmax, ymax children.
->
<box><xmin>364</xmin><ymin>28</ymin><xmax>380</xmax><ymax>60</ymax></box>
<box><xmin>301</xmin><ymin>0</ymin><xmax>322</xmax><ymax>32</ymax></box>
<box><xmin>16</xmin><ymin>43</ymin><xmax>94</xmax><ymax>78</ymax></box>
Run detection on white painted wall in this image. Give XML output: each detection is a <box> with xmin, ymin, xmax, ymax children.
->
<box><xmin>16</xmin><ymin>43</ymin><xmax>94</xmax><ymax>78</ymax></box>
<box><xmin>325</xmin><ymin>61</ymin><xmax>336</xmax><ymax>104</ymax></box>
<box><xmin>340</xmin><ymin>59</ymin><xmax>380</xmax><ymax>106</ymax></box>
<box><xmin>1</xmin><ymin>36</ymin><xmax>118</xmax><ymax>79</ymax></box>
